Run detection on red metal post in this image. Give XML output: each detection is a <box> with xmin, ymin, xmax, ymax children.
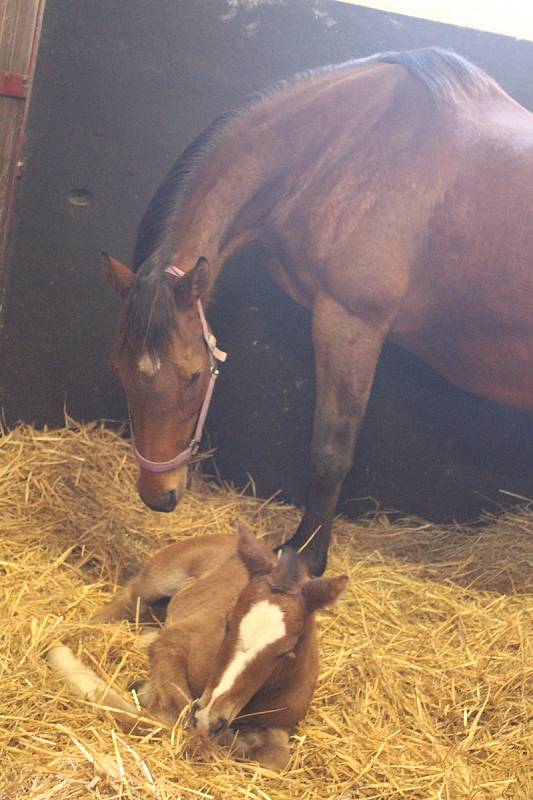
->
<box><xmin>0</xmin><ymin>71</ymin><xmax>28</xmax><ymax>99</ymax></box>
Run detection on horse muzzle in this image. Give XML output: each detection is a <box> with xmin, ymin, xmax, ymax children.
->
<box><xmin>137</xmin><ymin>466</ymin><xmax>187</xmax><ymax>512</ymax></box>
<box><xmin>142</xmin><ymin>489</ymin><xmax>177</xmax><ymax>513</ymax></box>
<box><xmin>189</xmin><ymin>698</ymin><xmax>232</xmax><ymax>739</ymax></box>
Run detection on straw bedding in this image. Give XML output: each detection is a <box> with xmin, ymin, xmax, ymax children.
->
<box><xmin>1</xmin><ymin>419</ymin><xmax>532</xmax><ymax>799</ymax></box>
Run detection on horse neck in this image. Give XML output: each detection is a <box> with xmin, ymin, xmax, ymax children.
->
<box><xmin>169</xmin><ymin>69</ymin><xmax>361</xmax><ymax>277</ymax></box>
<box><xmin>169</xmin><ymin>135</ymin><xmax>273</xmax><ymax>276</ymax></box>
<box><xmin>274</xmin><ymin>614</ymin><xmax>319</xmax><ymax>694</ymax></box>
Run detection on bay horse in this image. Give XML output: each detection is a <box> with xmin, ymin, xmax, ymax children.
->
<box><xmin>48</xmin><ymin>525</ymin><xmax>347</xmax><ymax>770</ymax></box>
<box><xmin>103</xmin><ymin>47</ymin><xmax>533</xmax><ymax>576</ymax></box>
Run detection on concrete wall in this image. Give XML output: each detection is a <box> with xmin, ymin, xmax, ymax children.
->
<box><xmin>1</xmin><ymin>0</ymin><xmax>532</xmax><ymax>521</ymax></box>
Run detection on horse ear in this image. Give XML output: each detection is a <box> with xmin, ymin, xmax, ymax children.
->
<box><xmin>236</xmin><ymin>522</ymin><xmax>275</xmax><ymax>578</ymax></box>
<box><xmin>102</xmin><ymin>252</ymin><xmax>135</xmax><ymax>298</ymax></box>
<box><xmin>301</xmin><ymin>575</ymin><xmax>348</xmax><ymax>614</ymax></box>
<box><xmin>174</xmin><ymin>257</ymin><xmax>211</xmax><ymax>306</ymax></box>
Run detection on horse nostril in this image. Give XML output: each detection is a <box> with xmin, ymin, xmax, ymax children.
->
<box><xmin>145</xmin><ymin>490</ymin><xmax>177</xmax><ymax>513</ymax></box>
<box><xmin>188</xmin><ymin>700</ymin><xmax>200</xmax><ymax>728</ymax></box>
<box><xmin>209</xmin><ymin>717</ymin><xmax>227</xmax><ymax>737</ymax></box>
<box><xmin>162</xmin><ymin>489</ymin><xmax>177</xmax><ymax>512</ymax></box>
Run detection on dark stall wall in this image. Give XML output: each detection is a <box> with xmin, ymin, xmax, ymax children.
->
<box><xmin>1</xmin><ymin>0</ymin><xmax>532</xmax><ymax>522</ymax></box>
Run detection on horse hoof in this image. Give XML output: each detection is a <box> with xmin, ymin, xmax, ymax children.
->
<box><xmin>272</xmin><ymin>540</ymin><xmax>326</xmax><ymax>577</ymax></box>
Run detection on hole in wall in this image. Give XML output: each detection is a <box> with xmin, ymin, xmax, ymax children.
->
<box><xmin>67</xmin><ymin>189</ymin><xmax>93</xmax><ymax>207</ymax></box>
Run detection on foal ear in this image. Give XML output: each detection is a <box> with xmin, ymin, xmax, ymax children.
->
<box><xmin>174</xmin><ymin>257</ymin><xmax>211</xmax><ymax>306</ymax></box>
<box><xmin>236</xmin><ymin>522</ymin><xmax>275</xmax><ymax>578</ymax></box>
<box><xmin>301</xmin><ymin>575</ymin><xmax>348</xmax><ymax>614</ymax></box>
<box><xmin>102</xmin><ymin>252</ymin><xmax>135</xmax><ymax>298</ymax></box>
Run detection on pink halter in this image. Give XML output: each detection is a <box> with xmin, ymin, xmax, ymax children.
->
<box><xmin>130</xmin><ymin>265</ymin><xmax>227</xmax><ymax>473</ymax></box>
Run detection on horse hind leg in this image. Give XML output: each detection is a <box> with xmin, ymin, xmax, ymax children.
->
<box><xmin>282</xmin><ymin>290</ymin><xmax>393</xmax><ymax>576</ymax></box>
<box><xmin>92</xmin><ymin>539</ymin><xmax>210</xmax><ymax>623</ymax></box>
<box><xmin>47</xmin><ymin>645</ymin><xmax>151</xmax><ymax>734</ymax></box>
<box><xmin>91</xmin><ymin>581</ymin><xmax>143</xmax><ymax>623</ymax></box>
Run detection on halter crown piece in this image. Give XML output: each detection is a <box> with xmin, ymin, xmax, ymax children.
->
<box><xmin>129</xmin><ymin>265</ymin><xmax>228</xmax><ymax>474</ymax></box>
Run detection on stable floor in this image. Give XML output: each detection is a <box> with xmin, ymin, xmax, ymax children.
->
<box><xmin>1</xmin><ymin>422</ymin><xmax>532</xmax><ymax>799</ymax></box>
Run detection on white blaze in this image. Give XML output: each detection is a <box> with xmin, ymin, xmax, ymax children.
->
<box><xmin>138</xmin><ymin>352</ymin><xmax>161</xmax><ymax>376</ymax></box>
<box><xmin>195</xmin><ymin>600</ymin><xmax>286</xmax><ymax>728</ymax></box>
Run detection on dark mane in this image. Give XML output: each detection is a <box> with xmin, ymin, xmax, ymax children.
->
<box><xmin>125</xmin><ymin>47</ymin><xmax>491</xmax><ymax>356</ymax></box>
<box><xmin>378</xmin><ymin>47</ymin><xmax>492</xmax><ymax>105</ymax></box>
<box><xmin>125</xmin><ymin>109</ymin><xmax>244</xmax><ymax>357</ymax></box>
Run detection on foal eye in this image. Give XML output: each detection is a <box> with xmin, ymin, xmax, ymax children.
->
<box><xmin>277</xmin><ymin>650</ymin><xmax>295</xmax><ymax>660</ymax></box>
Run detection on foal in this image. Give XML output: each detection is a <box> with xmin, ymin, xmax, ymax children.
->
<box><xmin>48</xmin><ymin>525</ymin><xmax>347</xmax><ymax>769</ymax></box>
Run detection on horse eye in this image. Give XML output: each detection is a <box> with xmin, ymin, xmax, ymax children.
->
<box><xmin>225</xmin><ymin>617</ymin><xmax>231</xmax><ymax>634</ymax></box>
<box><xmin>189</xmin><ymin>371</ymin><xmax>201</xmax><ymax>385</ymax></box>
<box><xmin>277</xmin><ymin>650</ymin><xmax>294</xmax><ymax>660</ymax></box>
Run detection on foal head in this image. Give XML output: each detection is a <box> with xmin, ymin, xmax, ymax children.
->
<box><xmin>191</xmin><ymin>526</ymin><xmax>348</xmax><ymax>738</ymax></box>
<box><xmin>104</xmin><ymin>255</ymin><xmax>212</xmax><ymax>512</ymax></box>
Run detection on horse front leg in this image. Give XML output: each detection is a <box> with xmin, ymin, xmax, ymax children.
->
<box><xmin>283</xmin><ymin>292</ymin><xmax>390</xmax><ymax>576</ymax></box>
<box><xmin>147</xmin><ymin>625</ymin><xmax>193</xmax><ymax>723</ymax></box>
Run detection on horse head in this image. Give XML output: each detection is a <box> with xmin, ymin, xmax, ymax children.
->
<box><xmin>191</xmin><ymin>523</ymin><xmax>348</xmax><ymax>738</ymax></box>
<box><xmin>104</xmin><ymin>254</ymin><xmax>216</xmax><ymax>511</ymax></box>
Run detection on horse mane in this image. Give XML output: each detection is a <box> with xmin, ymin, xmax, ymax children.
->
<box><xmin>125</xmin><ymin>109</ymin><xmax>244</xmax><ymax>357</ymax></box>
<box><xmin>378</xmin><ymin>47</ymin><xmax>493</xmax><ymax>106</ymax></box>
<box><xmin>125</xmin><ymin>47</ymin><xmax>492</xmax><ymax>357</ymax></box>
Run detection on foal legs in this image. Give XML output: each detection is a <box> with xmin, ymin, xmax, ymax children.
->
<box><xmin>283</xmin><ymin>292</ymin><xmax>391</xmax><ymax>575</ymax></box>
<box><xmin>93</xmin><ymin>535</ymin><xmax>232</xmax><ymax>622</ymax></box>
<box><xmin>231</xmin><ymin>726</ymin><xmax>290</xmax><ymax>770</ymax></box>
<box><xmin>146</xmin><ymin>625</ymin><xmax>194</xmax><ymax>722</ymax></box>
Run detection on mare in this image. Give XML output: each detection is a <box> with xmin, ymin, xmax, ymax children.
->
<box><xmin>48</xmin><ymin>525</ymin><xmax>347</xmax><ymax>770</ymax></box>
<box><xmin>103</xmin><ymin>47</ymin><xmax>533</xmax><ymax>575</ymax></box>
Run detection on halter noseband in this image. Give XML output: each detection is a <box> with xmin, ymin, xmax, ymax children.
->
<box><xmin>129</xmin><ymin>265</ymin><xmax>227</xmax><ymax>474</ymax></box>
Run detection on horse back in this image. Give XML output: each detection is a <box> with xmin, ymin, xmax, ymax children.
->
<box><xmin>387</xmin><ymin>94</ymin><xmax>533</xmax><ymax>408</ymax></box>
<box><xmin>257</xmin><ymin>63</ymin><xmax>533</xmax><ymax>409</ymax></box>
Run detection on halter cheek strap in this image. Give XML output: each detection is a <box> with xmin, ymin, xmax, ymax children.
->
<box><xmin>129</xmin><ymin>265</ymin><xmax>227</xmax><ymax>473</ymax></box>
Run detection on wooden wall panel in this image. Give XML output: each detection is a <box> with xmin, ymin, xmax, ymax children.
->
<box><xmin>0</xmin><ymin>0</ymin><xmax>40</xmax><ymax>72</ymax></box>
<box><xmin>0</xmin><ymin>0</ymin><xmax>42</xmax><ymax>290</ymax></box>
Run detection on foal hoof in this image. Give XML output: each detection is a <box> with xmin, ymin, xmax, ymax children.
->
<box><xmin>128</xmin><ymin>679</ymin><xmax>144</xmax><ymax>692</ymax></box>
<box><xmin>127</xmin><ymin>678</ymin><xmax>153</xmax><ymax>706</ymax></box>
